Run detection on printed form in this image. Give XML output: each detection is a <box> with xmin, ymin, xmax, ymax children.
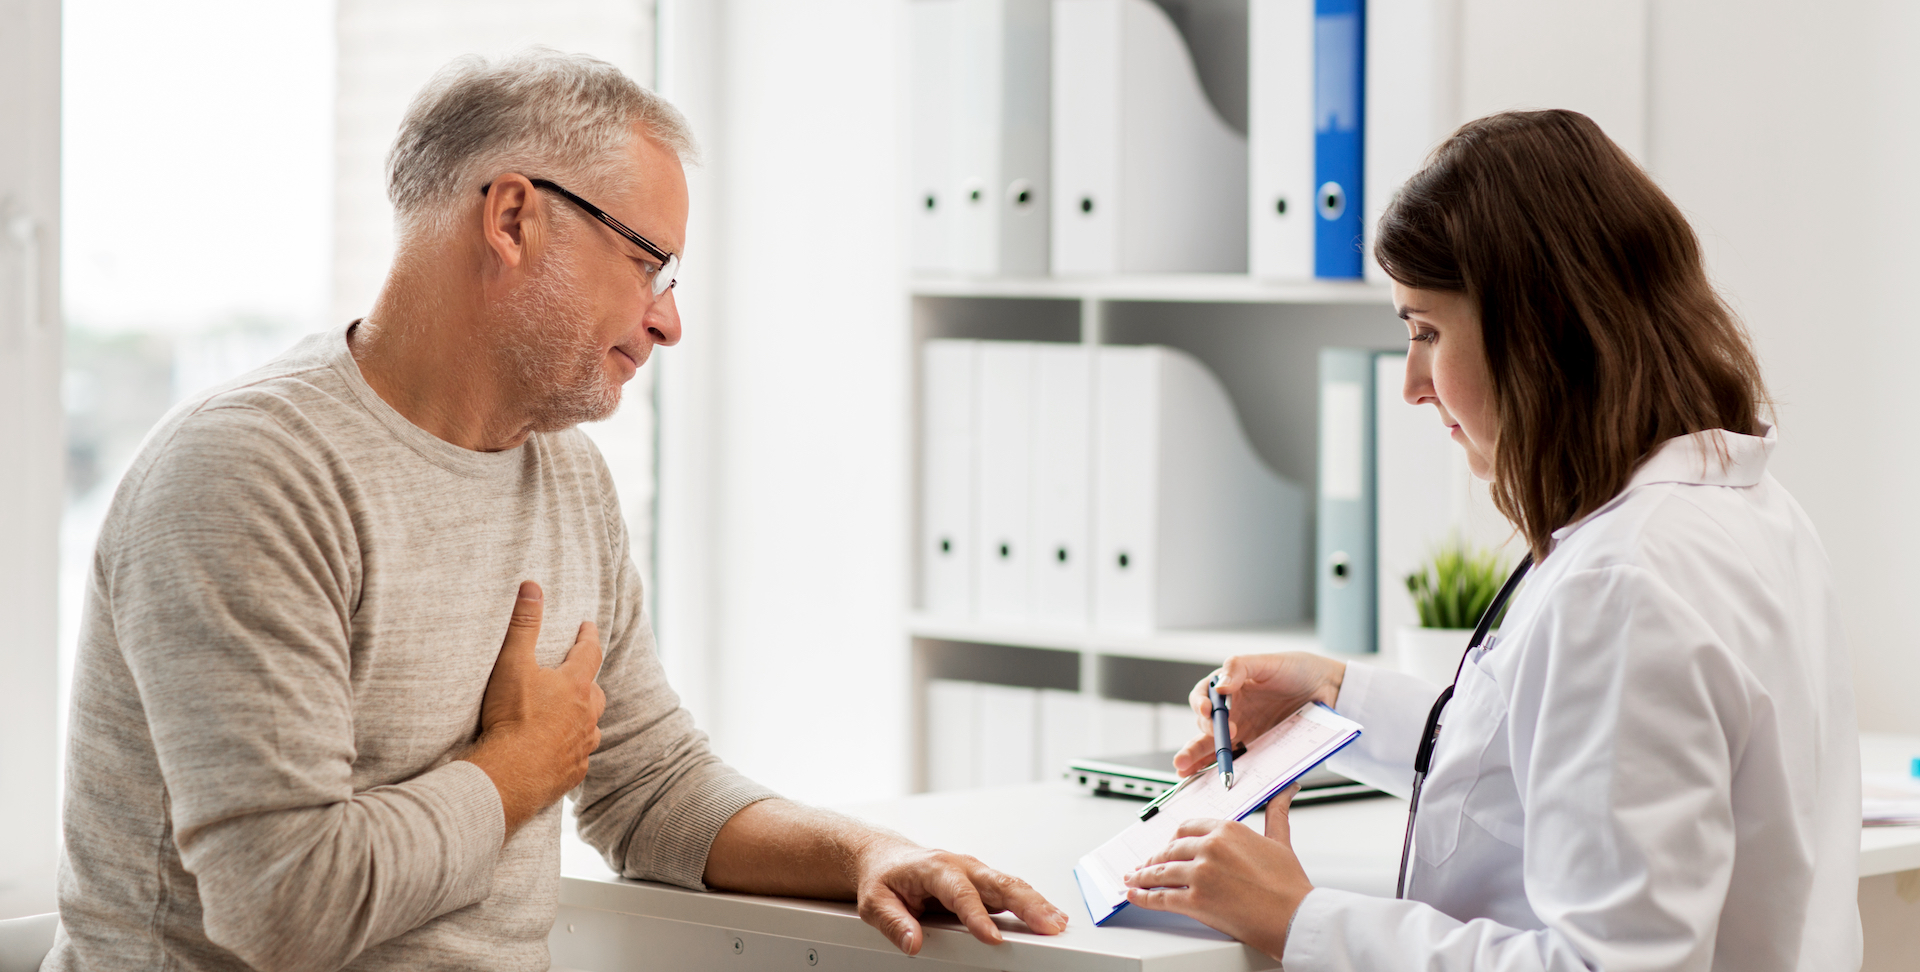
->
<box><xmin>1073</xmin><ymin>702</ymin><xmax>1362</xmax><ymax>923</ymax></box>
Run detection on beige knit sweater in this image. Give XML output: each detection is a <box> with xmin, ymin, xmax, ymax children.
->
<box><xmin>49</xmin><ymin>325</ymin><xmax>776</xmax><ymax>972</ymax></box>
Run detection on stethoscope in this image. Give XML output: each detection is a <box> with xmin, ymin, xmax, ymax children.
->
<box><xmin>1394</xmin><ymin>553</ymin><xmax>1535</xmax><ymax>900</ymax></box>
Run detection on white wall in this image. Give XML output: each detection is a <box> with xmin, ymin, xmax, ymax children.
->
<box><xmin>0</xmin><ymin>0</ymin><xmax>63</xmax><ymax>920</ymax></box>
<box><xmin>655</xmin><ymin>0</ymin><xmax>911</xmax><ymax>803</ymax></box>
<box><xmin>1642</xmin><ymin>0</ymin><xmax>1920</xmax><ymax>735</ymax></box>
<box><xmin>1401</xmin><ymin>0</ymin><xmax>1920</xmax><ymax>734</ymax></box>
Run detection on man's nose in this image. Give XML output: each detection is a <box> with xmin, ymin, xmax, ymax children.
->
<box><xmin>647</xmin><ymin>289</ymin><xmax>683</xmax><ymax>347</ymax></box>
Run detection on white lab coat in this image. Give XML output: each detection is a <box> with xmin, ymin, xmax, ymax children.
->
<box><xmin>1286</xmin><ymin>426</ymin><xmax>1861</xmax><ymax>971</ymax></box>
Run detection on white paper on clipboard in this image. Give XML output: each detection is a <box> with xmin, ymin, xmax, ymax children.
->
<box><xmin>1073</xmin><ymin>701</ymin><xmax>1363</xmax><ymax>924</ymax></box>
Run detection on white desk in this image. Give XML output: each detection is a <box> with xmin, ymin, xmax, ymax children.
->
<box><xmin>552</xmin><ymin>736</ymin><xmax>1920</xmax><ymax>972</ymax></box>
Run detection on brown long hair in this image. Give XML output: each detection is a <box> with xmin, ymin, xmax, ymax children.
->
<box><xmin>1374</xmin><ymin>109</ymin><xmax>1769</xmax><ymax>562</ymax></box>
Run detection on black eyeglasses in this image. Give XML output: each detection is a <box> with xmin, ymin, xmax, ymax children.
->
<box><xmin>479</xmin><ymin>177</ymin><xmax>679</xmax><ymax>295</ymax></box>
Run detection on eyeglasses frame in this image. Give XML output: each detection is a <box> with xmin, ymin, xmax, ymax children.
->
<box><xmin>478</xmin><ymin>177</ymin><xmax>679</xmax><ymax>294</ymax></box>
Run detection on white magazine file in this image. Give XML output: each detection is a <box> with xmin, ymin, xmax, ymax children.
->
<box><xmin>951</xmin><ymin>0</ymin><xmax>1052</xmax><ymax>277</ymax></box>
<box><xmin>919</xmin><ymin>340</ymin><xmax>977</xmax><ymax>619</ymax></box>
<box><xmin>976</xmin><ymin>343</ymin><xmax>1037</xmax><ymax>623</ymax></box>
<box><xmin>910</xmin><ymin>0</ymin><xmax>962</xmax><ymax>273</ymax></box>
<box><xmin>1249</xmin><ymin>0</ymin><xmax>1314</xmax><ymax>280</ymax></box>
<box><xmin>1051</xmin><ymin>0</ymin><xmax>1248</xmax><ymax>274</ymax></box>
<box><xmin>1092</xmin><ymin>345</ymin><xmax>1310</xmax><ymax>633</ymax></box>
<box><xmin>1030</xmin><ymin>343</ymin><xmax>1093</xmax><ymax>628</ymax></box>
<box><xmin>1364</xmin><ymin>0</ymin><xmax>1463</xmax><ymax>283</ymax></box>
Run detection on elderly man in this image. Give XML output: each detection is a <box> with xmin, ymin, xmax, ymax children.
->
<box><xmin>52</xmin><ymin>50</ymin><xmax>1067</xmax><ymax>971</ymax></box>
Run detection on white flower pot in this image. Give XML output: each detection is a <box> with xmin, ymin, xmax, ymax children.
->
<box><xmin>1397</xmin><ymin>625</ymin><xmax>1476</xmax><ymax>687</ymax></box>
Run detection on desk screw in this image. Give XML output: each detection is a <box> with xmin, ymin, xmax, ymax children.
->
<box><xmin>807</xmin><ymin>948</ymin><xmax>819</xmax><ymax>966</ymax></box>
<box><xmin>731</xmin><ymin>937</ymin><xmax>744</xmax><ymax>955</ymax></box>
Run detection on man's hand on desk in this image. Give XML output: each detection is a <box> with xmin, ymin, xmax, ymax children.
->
<box><xmin>849</xmin><ymin>832</ymin><xmax>1071</xmax><ymax>954</ymax></box>
<box><xmin>704</xmin><ymin>799</ymin><xmax>1071</xmax><ymax>955</ymax></box>
<box><xmin>461</xmin><ymin>581</ymin><xmax>607</xmax><ymax>839</ymax></box>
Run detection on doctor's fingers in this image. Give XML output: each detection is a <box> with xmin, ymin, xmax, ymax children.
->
<box><xmin>1124</xmin><ymin>884</ymin><xmax>1198</xmax><ymax>916</ymax></box>
<box><xmin>1172</xmin><ymin>734</ymin><xmax>1218</xmax><ymax>776</ymax></box>
<box><xmin>1173</xmin><ymin>817</ymin><xmax>1235</xmax><ymax>840</ymax></box>
<box><xmin>1262</xmin><ymin>784</ymin><xmax>1303</xmax><ymax>842</ymax></box>
<box><xmin>1123</xmin><ymin>858</ymin><xmax>1199</xmax><ymax>890</ymax></box>
<box><xmin>1139</xmin><ymin>829</ymin><xmax>1224</xmax><ymax>869</ymax></box>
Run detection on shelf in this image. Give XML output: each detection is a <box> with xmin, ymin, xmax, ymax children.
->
<box><xmin>907</xmin><ymin>612</ymin><xmax>1325</xmax><ymax>665</ymax></box>
<box><xmin>908</xmin><ymin>273</ymin><xmax>1393</xmax><ymax>306</ymax></box>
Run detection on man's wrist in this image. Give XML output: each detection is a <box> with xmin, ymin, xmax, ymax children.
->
<box><xmin>841</xmin><ymin>826</ymin><xmax>913</xmax><ymax>887</ymax></box>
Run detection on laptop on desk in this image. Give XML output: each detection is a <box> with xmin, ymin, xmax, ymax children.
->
<box><xmin>1065</xmin><ymin>751</ymin><xmax>1379</xmax><ymax>806</ymax></box>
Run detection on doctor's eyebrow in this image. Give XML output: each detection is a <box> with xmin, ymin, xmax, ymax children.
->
<box><xmin>1396</xmin><ymin>305</ymin><xmax>1427</xmax><ymax>320</ymax></box>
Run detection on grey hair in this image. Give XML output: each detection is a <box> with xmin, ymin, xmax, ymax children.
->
<box><xmin>385</xmin><ymin>48</ymin><xmax>696</xmax><ymax>239</ymax></box>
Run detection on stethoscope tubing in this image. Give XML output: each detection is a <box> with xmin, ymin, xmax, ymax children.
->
<box><xmin>1394</xmin><ymin>553</ymin><xmax>1535</xmax><ymax>900</ymax></box>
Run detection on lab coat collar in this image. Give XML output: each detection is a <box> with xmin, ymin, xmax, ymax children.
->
<box><xmin>1550</xmin><ymin>424</ymin><xmax>1776</xmax><ymax>542</ymax></box>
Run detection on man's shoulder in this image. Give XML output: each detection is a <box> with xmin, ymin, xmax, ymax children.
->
<box><xmin>111</xmin><ymin>333</ymin><xmax>367</xmax><ymax>524</ymax></box>
<box><xmin>169</xmin><ymin>330</ymin><xmax>362</xmax><ymax>440</ymax></box>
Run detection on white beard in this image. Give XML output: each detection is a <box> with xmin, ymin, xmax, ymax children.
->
<box><xmin>493</xmin><ymin>244</ymin><xmax>623</xmax><ymax>434</ymax></box>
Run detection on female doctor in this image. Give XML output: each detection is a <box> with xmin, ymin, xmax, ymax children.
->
<box><xmin>1121</xmin><ymin>109</ymin><xmax>1861</xmax><ymax>971</ymax></box>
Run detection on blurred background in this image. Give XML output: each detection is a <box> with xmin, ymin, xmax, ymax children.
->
<box><xmin>5</xmin><ymin>0</ymin><xmax>1920</xmax><ymax>929</ymax></box>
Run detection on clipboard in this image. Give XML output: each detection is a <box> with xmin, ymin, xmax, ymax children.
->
<box><xmin>1072</xmin><ymin>701</ymin><xmax>1363</xmax><ymax>924</ymax></box>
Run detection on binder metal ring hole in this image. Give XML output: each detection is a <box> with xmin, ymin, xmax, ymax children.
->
<box><xmin>1328</xmin><ymin>551</ymin><xmax>1351</xmax><ymax>586</ymax></box>
<box><xmin>966</xmin><ymin>181</ymin><xmax>984</xmax><ymax>204</ymax></box>
<box><xmin>999</xmin><ymin>542</ymin><xmax>1011</xmax><ymax>559</ymax></box>
<box><xmin>1317</xmin><ymin>181</ymin><xmax>1347</xmax><ymax>221</ymax></box>
<box><xmin>1056</xmin><ymin>547</ymin><xmax>1068</xmax><ymax>563</ymax></box>
<box><xmin>1117</xmin><ymin>551</ymin><xmax>1131</xmax><ymax>569</ymax></box>
<box><xmin>1079</xmin><ymin>195</ymin><xmax>1095</xmax><ymax>215</ymax></box>
<box><xmin>939</xmin><ymin>538</ymin><xmax>951</xmax><ymax>554</ymax></box>
<box><xmin>1275</xmin><ymin>196</ymin><xmax>1288</xmax><ymax>215</ymax></box>
<box><xmin>1008</xmin><ymin>179</ymin><xmax>1035</xmax><ymax>209</ymax></box>
<box><xmin>923</xmin><ymin>193</ymin><xmax>937</xmax><ymax>211</ymax></box>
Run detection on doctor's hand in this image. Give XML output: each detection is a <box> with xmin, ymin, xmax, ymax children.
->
<box><xmin>1175</xmin><ymin>652</ymin><xmax>1346</xmax><ymax>777</ymax></box>
<box><xmin>1122</xmin><ymin>784</ymin><xmax>1313</xmax><ymax>963</ymax></box>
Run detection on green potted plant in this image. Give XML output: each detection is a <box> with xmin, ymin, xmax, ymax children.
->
<box><xmin>1398</xmin><ymin>539</ymin><xmax>1514</xmax><ymax>685</ymax></box>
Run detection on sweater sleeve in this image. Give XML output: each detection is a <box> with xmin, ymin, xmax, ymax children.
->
<box><xmin>108</xmin><ymin>404</ymin><xmax>506</xmax><ymax>972</ymax></box>
<box><xmin>572</xmin><ymin>455</ymin><xmax>780</xmax><ymax>890</ymax></box>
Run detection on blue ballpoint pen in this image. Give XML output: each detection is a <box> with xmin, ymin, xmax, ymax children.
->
<box><xmin>1208</xmin><ymin>675</ymin><xmax>1235</xmax><ymax>789</ymax></box>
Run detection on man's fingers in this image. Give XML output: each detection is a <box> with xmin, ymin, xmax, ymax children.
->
<box><xmin>498</xmin><ymin>581</ymin><xmax>545</xmax><ymax>664</ymax></box>
<box><xmin>857</xmin><ymin>885</ymin><xmax>925</xmax><ymax>956</ymax></box>
<box><xmin>970</xmin><ymin>867</ymin><xmax>1069</xmax><ymax>935</ymax></box>
<box><xmin>929</xmin><ymin>869</ymin><xmax>1003</xmax><ymax>945</ymax></box>
<box><xmin>1263</xmin><ymin>783</ymin><xmax>1302</xmax><ymax>841</ymax></box>
<box><xmin>560</xmin><ymin>621</ymin><xmax>604</xmax><ymax>678</ymax></box>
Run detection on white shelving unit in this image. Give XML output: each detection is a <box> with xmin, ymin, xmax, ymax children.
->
<box><xmin>909</xmin><ymin>613</ymin><xmax>1322</xmax><ymax>666</ymax></box>
<box><xmin>909</xmin><ymin>273</ymin><xmax>1392</xmax><ymax>305</ymax></box>
<box><xmin>907</xmin><ymin>273</ymin><xmax>1404</xmax><ymax>791</ymax></box>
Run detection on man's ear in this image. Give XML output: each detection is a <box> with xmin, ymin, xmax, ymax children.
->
<box><xmin>479</xmin><ymin>174</ymin><xmax>544</xmax><ymax>272</ymax></box>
